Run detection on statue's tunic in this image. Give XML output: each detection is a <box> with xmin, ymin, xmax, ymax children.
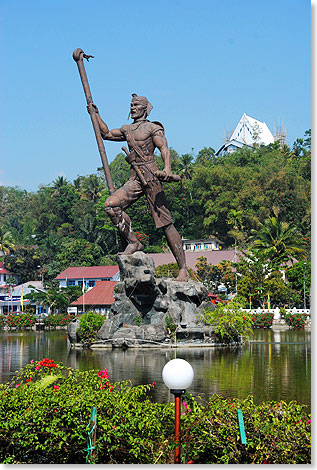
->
<box><xmin>106</xmin><ymin>121</ymin><xmax>173</xmax><ymax>229</ymax></box>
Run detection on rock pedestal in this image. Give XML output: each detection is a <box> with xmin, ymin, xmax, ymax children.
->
<box><xmin>68</xmin><ymin>251</ymin><xmax>215</xmax><ymax>347</ymax></box>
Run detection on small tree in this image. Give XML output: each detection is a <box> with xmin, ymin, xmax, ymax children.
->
<box><xmin>198</xmin><ymin>300</ymin><xmax>253</xmax><ymax>344</ymax></box>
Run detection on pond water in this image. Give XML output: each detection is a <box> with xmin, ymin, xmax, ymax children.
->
<box><xmin>0</xmin><ymin>328</ymin><xmax>311</xmax><ymax>411</ymax></box>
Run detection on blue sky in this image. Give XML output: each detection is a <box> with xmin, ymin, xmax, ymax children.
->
<box><xmin>1</xmin><ymin>0</ymin><xmax>311</xmax><ymax>191</ymax></box>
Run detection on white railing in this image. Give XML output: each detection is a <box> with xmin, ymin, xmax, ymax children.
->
<box><xmin>242</xmin><ymin>308</ymin><xmax>310</xmax><ymax>320</ymax></box>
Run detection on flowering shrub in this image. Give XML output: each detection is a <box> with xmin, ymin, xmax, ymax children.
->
<box><xmin>134</xmin><ymin>231</ymin><xmax>149</xmax><ymax>245</ymax></box>
<box><xmin>251</xmin><ymin>312</ymin><xmax>274</xmax><ymax>329</ymax></box>
<box><xmin>44</xmin><ymin>314</ymin><xmax>75</xmax><ymax>328</ymax></box>
<box><xmin>0</xmin><ymin>315</ymin><xmax>6</xmax><ymax>329</ymax></box>
<box><xmin>284</xmin><ymin>313</ymin><xmax>308</xmax><ymax>329</ymax></box>
<box><xmin>5</xmin><ymin>313</ymin><xmax>36</xmax><ymax>329</ymax></box>
<box><xmin>0</xmin><ymin>361</ymin><xmax>310</xmax><ymax>464</ymax></box>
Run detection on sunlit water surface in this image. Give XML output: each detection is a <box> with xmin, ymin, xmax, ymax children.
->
<box><xmin>0</xmin><ymin>328</ymin><xmax>310</xmax><ymax>410</ymax></box>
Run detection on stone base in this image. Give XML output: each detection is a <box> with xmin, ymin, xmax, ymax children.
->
<box><xmin>68</xmin><ymin>251</ymin><xmax>216</xmax><ymax>348</ymax></box>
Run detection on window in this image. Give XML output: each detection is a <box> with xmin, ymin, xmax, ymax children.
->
<box><xmin>67</xmin><ymin>280</ymin><xmax>76</xmax><ymax>286</ymax></box>
<box><xmin>88</xmin><ymin>280</ymin><xmax>95</xmax><ymax>288</ymax></box>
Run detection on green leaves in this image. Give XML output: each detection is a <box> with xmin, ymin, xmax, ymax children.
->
<box><xmin>0</xmin><ymin>361</ymin><xmax>311</xmax><ymax>464</ymax></box>
<box><xmin>198</xmin><ymin>301</ymin><xmax>253</xmax><ymax>343</ymax></box>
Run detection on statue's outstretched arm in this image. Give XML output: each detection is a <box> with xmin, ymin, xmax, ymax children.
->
<box><xmin>87</xmin><ymin>103</ymin><xmax>125</xmax><ymax>141</ymax></box>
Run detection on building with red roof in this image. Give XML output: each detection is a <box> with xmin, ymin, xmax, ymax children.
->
<box><xmin>56</xmin><ymin>265</ymin><xmax>120</xmax><ymax>290</ymax></box>
<box><xmin>70</xmin><ymin>280</ymin><xmax>117</xmax><ymax>315</ymax></box>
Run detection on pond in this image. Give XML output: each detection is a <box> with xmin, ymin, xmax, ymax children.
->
<box><xmin>0</xmin><ymin>328</ymin><xmax>311</xmax><ymax>411</ymax></box>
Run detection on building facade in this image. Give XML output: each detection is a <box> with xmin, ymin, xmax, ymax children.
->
<box><xmin>56</xmin><ymin>265</ymin><xmax>120</xmax><ymax>290</ymax></box>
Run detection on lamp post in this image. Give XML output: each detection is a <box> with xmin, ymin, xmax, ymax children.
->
<box><xmin>303</xmin><ymin>262</ymin><xmax>306</xmax><ymax>310</ymax></box>
<box><xmin>162</xmin><ymin>359</ymin><xmax>194</xmax><ymax>464</ymax></box>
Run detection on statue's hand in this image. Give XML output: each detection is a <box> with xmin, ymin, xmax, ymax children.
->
<box><xmin>87</xmin><ymin>103</ymin><xmax>99</xmax><ymax>115</ymax></box>
<box><xmin>154</xmin><ymin>169</ymin><xmax>174</xmax><ymax>182</ymax></box>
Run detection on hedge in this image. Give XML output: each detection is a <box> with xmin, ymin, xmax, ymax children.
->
<box><xmin>0</xmin><ymin>360</ymin><xmax>311</xmax><ymax>464</ymax></box>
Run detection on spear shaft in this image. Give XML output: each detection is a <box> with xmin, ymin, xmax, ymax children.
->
<box><xmin>73</xmin><ymin>48</ymin><xmax>115</xmax><ymax>195</ymax></box>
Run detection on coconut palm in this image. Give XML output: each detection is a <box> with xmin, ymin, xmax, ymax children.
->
<box><xmin>0</xmin><ymin>226</ymin><xmax>15</xmax><ymax>255</ymax></box>
<box><xmin>250</xmin><ymin>216</ymin><xmax>305</xmax><ymax>265</ymax></box>
<box><xmin>80</xmin><ymin>174</ymin><xmax>104</xmax><ymax>203</ymax></box>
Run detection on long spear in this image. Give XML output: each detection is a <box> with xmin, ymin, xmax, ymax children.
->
<box><xmin>72</xmin><ymin>48</ymin><xmax>115</xmax><ymax>195</ymax></box>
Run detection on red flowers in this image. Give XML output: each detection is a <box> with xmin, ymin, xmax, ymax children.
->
<box><xmin>53</xmin><ymin>385</ymin><xmax>60</xmax><ymax>392</ymax></box>
<box><xmin>36</xmin><ymin>358</ymin><xmax>58</xmax><ymax>369</ymax></box>
<box><xmin>97</xmin><ymin>369</ymin><xmax>109</xmax><ymax>379</ymax></box>
<box><xmin>97</xmin><ymin>369</ymin><xmax>113</xmax><ymax>391</ymax></box>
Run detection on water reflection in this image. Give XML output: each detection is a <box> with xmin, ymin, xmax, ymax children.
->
<box><xmin>0</xmin><ymin>329</ymin><xmax>310</xmax><ymax>411</ymax></box>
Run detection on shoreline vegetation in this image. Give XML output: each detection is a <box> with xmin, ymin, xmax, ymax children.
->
<box><xmin>0</xmin><ymin>360</ymin><xmax>311</xmax><ymax>464</ymax></box>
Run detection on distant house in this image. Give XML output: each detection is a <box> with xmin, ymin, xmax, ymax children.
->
<box><xmin>182</xmin><ymin>237</ymin><xmax>223</xmax><ymax>252</ymax></box>
<box><xmin>70</xmin><ymin>280</ymin><xmax>117</xmax><ymax>315</ymax></box>
<box><xmin>216</xmin><ymin>113</ymin><xmax>274</xmax><ymax>157</ymax></box>
<box><xmin>56</xmin><ymin>265</ymin><xmax>120</xmax><ymax>290</ymax></box>
<box><xmin>0</xmin><ymin>262</ymin><xmax>18</xmax><ymax>290</ymax></box>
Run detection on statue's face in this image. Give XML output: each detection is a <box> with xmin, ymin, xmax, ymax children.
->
<box><xmin>130</xmin><ymin>101</ymin><xmax>147</xmax><ymax>120</ymax></box>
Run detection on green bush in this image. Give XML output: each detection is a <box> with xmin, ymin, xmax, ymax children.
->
<box><xmin>0</xmin><ymin>361</ymin><xmax>311</xmax><ymax>464</ymax></box>
<box><xmin>285</xmin><ymin>313</ymin><xmax>307</xmax><ymax>329</ymax></box>
<box><xmin>251</xmin><ymin>312</ymin><xmax>274</xmax><ymax>328</ymax></box>
<box><xmin>78</xmin><ymin>311</ymin><xmax>105</xmax><ymax>342</ymax></box>
<box><xmin>198</xmin><ymin>301</ymin><xmax>253</xmax><ymax>343</ymax></box>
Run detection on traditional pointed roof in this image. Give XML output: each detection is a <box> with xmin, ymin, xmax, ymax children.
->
<box><xmin>230</xmin><ymin>113</ymin><xmax>274</xmax><ymax>146</ymax></box>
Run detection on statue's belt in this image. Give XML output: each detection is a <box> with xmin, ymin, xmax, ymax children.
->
<box><xmin>133</xmin><ymin>159</ymin><xmax>155</xmax><ymax>166</ymax></box>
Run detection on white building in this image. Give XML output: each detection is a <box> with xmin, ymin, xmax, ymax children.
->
<box><xmin>216</xmin><ymin>113</ymin><xmax>275</xmax><ymax>157</ymax></box>
<box><xmin>182</xmin><ymin>238</ymin><xmax>223</xmax><ymax>252</ymax></box>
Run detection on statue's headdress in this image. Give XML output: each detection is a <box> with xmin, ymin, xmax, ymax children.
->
<box><xmin>129</xmin><ymin>93</ymin><xmax>153</xmax><ymax>118</ymax></box>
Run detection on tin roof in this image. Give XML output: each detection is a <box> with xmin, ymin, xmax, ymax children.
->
<box><xmin>56</xmin><ymin>265</ymin><xmax>119</xmax><ymax>280</ymax></box>
<box><xmin>148</xmin><ymin>250</ymin><xmax>241</xmax><ymax>270</ymax></box>
<box><xmin>71</xmin><ymin>281</ymin><xmax>117</xmax><ymax>306</ymax></box>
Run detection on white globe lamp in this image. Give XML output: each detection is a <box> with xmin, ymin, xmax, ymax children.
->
<box><xmin>162</xmin><ymin>358</ymin><xmax>194</xmax><ymax>393</ymax></box>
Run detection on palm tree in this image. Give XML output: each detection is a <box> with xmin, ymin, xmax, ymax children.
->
<box><xmin>0</xmin><ymin>226</ymin><xmax>15</xmax><ymax>255</ymax></box>
<box><xmin>80</xmin><ymin>175</ymin><xmax>104</xmax><ymax>203</ymax></box>
<box><xmin>179</xmin><ymin>153</ymin><xmax>194</xmax><ymax>180</ymax></box>
<box><xmin>250</xmin><ymin>216</ymin><xmax>305</xmax><ymax>265</ymax></box>
<box><xmin>52</xmin><ymin>176</ymin><xmax>69</xmax><ymax>196</ymax></box>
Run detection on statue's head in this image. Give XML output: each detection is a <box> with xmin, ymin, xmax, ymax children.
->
<box><xmin>129</xmin><ymin>93</ymin><xmax>153</xmax><ymax>120</ymax></box>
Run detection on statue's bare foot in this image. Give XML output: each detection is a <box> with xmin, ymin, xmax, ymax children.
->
<box><xmin>175</xmin><ymin>268</ymin><xmax>189</xmax><ymax>282</ymax></box>
<box><xmin>119</xmin><ymin>241</ymin><xmax>144</xmax><ymax>255</ymax></box>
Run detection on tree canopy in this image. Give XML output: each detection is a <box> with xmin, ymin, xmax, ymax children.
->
<box><xmin>0</xmin><ymin>130</ymin><xmax>310</xmax><ymax>290</ymax></box>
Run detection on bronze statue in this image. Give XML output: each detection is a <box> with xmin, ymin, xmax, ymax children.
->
<box><xmin>73</xmin><ymin>49</ymin><xmax>189</xmax><ymax>282</ymax></box>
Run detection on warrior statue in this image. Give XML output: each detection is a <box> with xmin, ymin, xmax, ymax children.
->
<box><xmin>88</xmin><ymin>94</ymin><xmax>189</xmax><ymax>282</ymax></box>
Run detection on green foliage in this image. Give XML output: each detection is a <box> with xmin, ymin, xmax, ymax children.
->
<box><xmin>251</xmin><ymin>312</ymin><xmax>274</xmax><ymax>328</ymax></box>
<box><xmin>155</xmin><ymin>263</ymin><xmax>196</xmax><ymax>280</ymax></box>
<box><xmin>198</xmin><ymin>301</ymin><xmax>253</xmax><ymax>343</ymax></box>
<box><xmin>0</xmin><ymin>361</ymin><xmax>311</xmax><ymax>464</ymax></box>
<box><xmin>25</xmin><ymin>286</ymin><xmax>83</xmax><ymax>314</ymax></box>
<box><xmin>78</xmin><ymin>311</ymin><xmax>105</xmax><ymax>342</ymax></box>
<box><xmin>284</xmin><ymin>313</ymin><xmax>308</xmax><ymax>329</ymax></box>
<box><xmin>165</xmin><ymin>314</ymin><xmax>177</xmax><ymax>339</ymax></box>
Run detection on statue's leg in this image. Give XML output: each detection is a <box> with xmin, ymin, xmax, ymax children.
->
<box><xmin>163</xmin><ymin>223</ymin><xmax>189</xmax><ymax>282</ymax></box>
<box><xmin>104</xmin><ymin>191</ymin><xmax>144</xmax><ymax>255</ymax></box>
